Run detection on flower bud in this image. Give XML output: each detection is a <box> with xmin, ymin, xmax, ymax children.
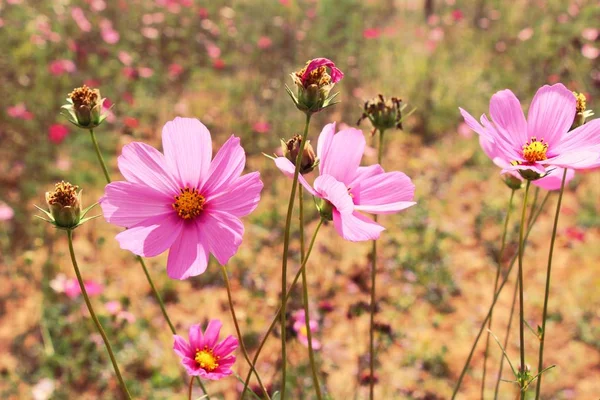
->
<box><xmin>45</xmin><ymin>181</ymin><xmax>82</xmax><ymax>228</ymax></box>
<box><xmin>357</xmin><ymin>94</ymin><xmax>403</xmax><ymax>135</ymax></box>
<box><xmin>281</xmin><ymin>135</ymin><xmax>318</xmax><ymax>175</ymax></box>
<box><xmin>286</xmin><ymin>58</ymin><xmax>343</xmax><ymax>115</ymax></box>
<box><xmin>61</xmin><ymin>85</ymin><xmax>109</xmax><ymax>129</ymax></box>
<box><xmin>570</xmin><ymin>92</ymin><xmax>594</xmax><ymax>130</ymax></box>
<box><xmin>503</xmin><ymin>174</ymin><xmax>524</xmax><ymax>190</ymax></box>
<box><xmin>316</xmin><ymin>198</ymin><xmax>333</xmax><ymax>221</ymax></box>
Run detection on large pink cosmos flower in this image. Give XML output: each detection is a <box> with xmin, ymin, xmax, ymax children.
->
<box><xmin>459</xmin><ymin>83</ymin><xmax>600</xmax><ymax>176</ymax></box>
<box><xmin>173</xmin><ymin>320</ymin><xmax>238</xmax><ymax>380</ymax></box>
<box><xmin>100</xmin><ymin>117</ymin><xmax>263</xmax><ymax>280</ymax></box>
<box><xmin>275</xmin><ymin>123</ymin><xmax>416</xmax><ymax>242</ymax></box>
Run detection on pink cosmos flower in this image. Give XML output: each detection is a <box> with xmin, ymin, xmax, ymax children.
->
<box><xmin>0</xmin><ymin>202</ymin><xmax>14</xmax><ymax>221</ymax></box>
<box><xmin>300</xmin><ymin>58</ymin><xmax>344</xmax><ymax>86</ymax></box>
<box><xmin>48</xmin><ymin>59</ymin><xmax>76</xmax><ymax>76</ymax></box>
<box><xmin>48</xmin><ymin>124</ymin><xmax>69</xmax><ymax>144</ymax></box>
<box><xmin>71</xmin><ymin>7</ymin><xmax>91</xmax><ymax>33</ymax></box>
<box><xmin>257</xmin><ymin>36</ymin><xmax>272</xmax><ymax>49</ymax></box>
<box><xmin>363</xmin><ymin>28</ymin><xmax>381</xmax><ymax>39</ymax></box>
<box><xmin>275</xmin><ymin>123</ymin><xmax>416</xmax><ymax>241</ymax></box>
<box><xmin>292</xmin><ymin>310</ymin><xmax>321</xmax><ymax>350</ymax></box>
<box><xmin>7</xmin><ymin>103</ymin><xmax>33</xmax><ymax>120</ymax></box>
<box><xmin>252</xmin><ymin>121</ymin><xmax>271</xmax><ymax>134</ymax></box>
<box><xmin>100</xmin><ymin>19</ymin><xmax>120</xmax><ymax>44</ymax></box>
<box><xmin>100</xmin><ymin>117</ymin><xmax>263</xmax><ymax>280</ymax></box>
<box><xmin>459</xmin><ymin>83</ymin><xmax>600</xmax><ymax>176</ymax></box>
<box><xmin>50</xmin><ymin>274</ymin><xmax>104</xmax><ymax>299</ymax></box>
<box><xmin>173</xmin><ymin>320</ymin><xmax>238</xmax><ymax>380</ymax></box>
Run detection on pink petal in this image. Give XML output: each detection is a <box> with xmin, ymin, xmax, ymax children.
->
<box><xmin>313</xmin><ymin>175</ymin><xmax>354</xmax><ymax>214</ymax></box>
<box><xmin>189</xmin><ymin>324</ymin><xmax>204</xmax><ymax>350</ymax></box>
<box><xmin>552</xmin><ymin>119</ymin><xmax>600</xmax><ymax>154</ymax></box>
<box><xmin>316</xmin><ymin>122</ymin><xmax>336</xmax><ymax>163</ymax></box>
<box><xmin>166</xmin><ymin>223</ymin><xmax>210</xmax><ymax>280</ymax></box>
<box><xmin>533</xmin><ymin>168</ymin><xmax>575</xmax><ymax>191</ymax></box>
<box><xmin>162</xmin><ymin>117</ymin><xmax>212</xmax><ymax>189</ymax></box>
<box><xmin>459</xmin><ymin>108</ymin><xmax>493</xmax><ymax>142</ymax></box>
<box><xmin>332</xmin><ymin>210</ymin><xmax>385</xmax><ymax>242</ymax></box>
<box><xmin>527</xmin><ymin>84</ymin><xmax>576</xmax><ymax>147</ymax></box>
<box><xmin>352</xmin><ymin>171</ymin><xmax>415</xmax><ymax>214</ymax></box>
<box><xmin>541</xmin><ymin>150</ymin><xmax>600</xmax><ymax>170</ymax></box>
<box><xmin>100</xmin><ymin>181</ymin><xmax>173</xmax><ymax>227</ymax></box>
<box><xmin>347</xmin><ymin>165</ymin><xmax>384</xmax><ymax>188</ymax></box>
<box><xmin>173</xmin><ymin>335</ymin><xmax>192</xmax><ymax>358</ymax></box>
<box><xmin>213</xmin><ymin>335</ymin><xmax>239</xmax><ymax>356</ymax></box>
<box><xmin>201</xmin><ymin>135</ymin><xmax>245</xmax><ymax>195</ymax></box>
<box><xmin>489</xmin><ymin>89</ymin><xmax>527</xmax><ymax>147</ymax></box>
<box><xmin>319</xmin><ymin>127</ymin><xmax>365</xmax><ymax>185</ymax></box>
<box><xmin>303</xmin><ymin>58</ymin><xmax>343</xmax><ymax>83</ymax></box>
<box><xmin>203</xmin><ymin>319</ymin><xmax>223</xmax><ymax>349</ymax></box>
<box><xmin>118</xmin><ymin>142</ymin><xmax>180</xmax><ymax>195</ymax></box>
<box><xmin>200</xmin><ymin>211</ymin><xmax>244</xmax><ymax>265</ymax></box>
<box><xmin>273</xmin><ymin>157</ymin><xmax>318</xmax><ymax>196</ymax></box>
<box><xmin>206</xmin><ymin>172</ymin><xmax>263</xmax><ymax>217</ymax></box>
<box><xmin>115</xmin><ymin>213</ymin><xmax>183</xmax><ymax>257</ymax></box>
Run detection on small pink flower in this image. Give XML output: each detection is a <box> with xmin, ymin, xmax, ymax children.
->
<box><xmin>252</xmin><ymin>121</ymin><xmax>271</xmax><ymax>134</ymax></box>
<box><xmin>301</xmin><ymin>58</ymin><xmax>343</xmax><ymax>86</ymax></box>
<box><xmin>460</xmin><ymin>83</ymin><xmax>600</xmax><ymax>175</ymax></box>
<box><xmin>105</xmin><ymin>300</ymin><xmax>122</xmax><ymax>315</ymax></box>
<box><xmin>100</xmin><ymin>19</ymin><xmax>120</xmax><ymax>44</ymax></box>
<box><xmin>100</xmin><ymin>117</ymin><xmax>263</xmax><ymax>279</ymax></box>
<box><xmin>58</xmin><ymin>277</ymin><xmax>104</xmax><ymax>299</ymax></box>
<box><xmin>48</xmin><ymin>124</ymin><xmax>69</xmax><ymax>144</ymax></box>
<box><xmin>173</xmin><ymin>320</ymin><xmax>238</xmax><ymax>380</ymax></box>
<box><xmin>48</xmin><ymin>59</ymin><xmax>76</xmax><ymax>76</ymax></box>
<box><xmin>0</xmin><ymin>202</ymin><xmax>14</xmax><ymax>221</ymax></box>
<box><xmin>292</xmin><ymin>310</ymin><xmax>321</xmax><ymax>350</ymax></box>
<box><xmin>275</xmin><ymin>123</ymin><xmax>416</xmax><ymax>241</ymax></box>
<box><xmin>123</xmin><ymin>117</ymin><xmax>139</xmax><ymax>129</ymax></box>
<box><xmin>118</xmin><ymin>51</ymin><xmax>133</xmax><ymax>66</ymax></box>
<box><xmin>71</xmin><ymin>7</ymin><xmax>91</xmax><ymax>33</ymax></box>
<box><xmin>7</xmin><ymin>103</ymin><xmax>33</xmax><ymax>120</ymax></box>
<box><xmin>206</xmin><ymin>43</ymin><xmax>221</xmax><ymax>59</ymax></box>
<box><xmin>564</xmin><ymin>226</ymin><xmax>585</xmax><ymax>242</ymax></box>
<box><xmin>452</xmin><ymin>9</ymin><xmax>464</xmax><ymax>21</ymax></box>
<box><xmin>168</xmin><ymin>63</ymin><xmax>184</xmax><ymax>78</ymax></box>
<box><xmin>363</xmin><ymin>28</ymin><xmax>381</xmax><ymax>39</ymax></box>
<box><xmin>582</xmin><ymin>44</ymin><xmax>599</xmax><ymax>60</ymax></box>
<box><xmin>257</xmin><ymin>36</ymin><xmax>272</xmax><ymax>49</ymax></box>
<box><xmin>138</xmin><ymin>67</ymin><xmax>154</xmax><ymax>78</ymax></box>
<box><xmin>213</xmin><ymin>59</ymin><xmax>226</xmax><ymax>70</ymax></box>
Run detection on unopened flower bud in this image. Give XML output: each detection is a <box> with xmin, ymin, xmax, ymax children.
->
<box><xmin>286</xmin><ymin>58</ymin><xmax>343</xmax><ymax>115</ymax></box>
<box><xmin>357</xmin><ymin>94</ymin><xmax>403</xmax><ymax>135</ymax></box>
<box><xmin>61</xmin><ymin>85</ymin><xmax>109</xmax><ymax>129</ymax></box>
<box><xmin>45</xmin><ymin>181</ymin><xmax>82</xmax><ymax>228</ymax></box>
<box><xmin>316</xmin><ymin>198</ymin><xmax>333</xmax><ymax>221</ymax></box>
<box><xmin>503</xmin><ymin>174</ymin><xmax>524</xmax><ymax>190</ymax></box>
<box><xmin>281</xmin><ymin>135</ymin><xmax>318</xmax><ymax>175</ymax></box>
<box><xmin>570</xmin><ymin>92</ymin><xmax>594</xmax><ymax>130</ymax></box>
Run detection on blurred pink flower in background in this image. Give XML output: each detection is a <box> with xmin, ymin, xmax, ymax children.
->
<box><xmin>139</xmin><ymin>67</ymin><xmax>154</xmax><ymax>78</ymax></box>
<box><xmin>213</xmin><ymin>59</ymin><xmax>226</xmax><ymax>70</ymax></box>
<box><xmin>100</xmin><ymin>19</ymin><xmax>120</xmax><ymax>44</ymax></box>
<box><xmin>582</xmin><ymin>44</ymin><xmax>599</xmax><ymax>60</ymax></box>
<box><xmin>90</xmin><ymin>0</ymin><xmax>106</xmax><ymax>12</ymax></box>
<box><xmin>363</xmin><ymin>28</ymin><xmax>381</xmax><ymax>39</ymax></box>
<box><xmin>0</xmin><ymin>202</ymin><xmax>14</xmax><ymax>221</ymax></box>
<box><xmin>118</xmin><ymin>51</ymin><xmax>133</xmax><ymax>66</ymax></box>
<box><xmin>564</xmin><ymin>226</ymin><xmax>585</xmax><ymax>242</ymax></box>
<box><xmin>279</xmin><ymin>0</ymin><xmax>290</xmax><ymax>6</ymax></box>
<box><xmin>457</xmin><ymin>122</ymin><xmax>473</xmax><ymax>138</ymax></box>
<box><xmin>141</xmin><ymin>27</ymin><xmax>160</xmax><ymax>39</ymax></box>
<box><xmin>50</xmin><ymin>274</ymin><xmax>104</xmax><ymax>299</ymax></box>
<box><xmin>206</xmin><ymin>43</ymin><xmax>221</xmax><ymax>59</ymax></box>
<box><xmin>257</xmin><ymin>36</ymin><xmax>272</xmax><ymax>49</ymax></box>
<box><xmin>48</xmin><ymin>60</ymin><xmax>76</xmax><ymax>76</ymax></box>
<box><xmin>105</xmin><ymin>301</ymin><xmax>136</xmax><ymax>323</ymax></box>
<box><xmin>452</xmin><ymin>9</ymin><xmax>464</xmax><ymax>22</ymax></box>
<box><xmin>71</xmin><ymin>8</ymin><xmax>92</xmax><ymax>33</ymax></box>
<box><xmin>48</xmin><ymin>124</ymin><xmax>69</xmax><ymax>144</ymax></box>
<box><xmin>7</xmin><ymin>103</ymin><xmax>33</xmax><ymax>120</ymax></box>
<box><xmin>252</xmin><ymin>121</ymin><xmax>271</xmax><ymax>134</ymax></box>
<box><xmin>198</xmin><ymin>8</ymin><xmax>209</xmax><ymax>18</ymax></box>
<box><xmin>518</xmin><ymin>27</ymin><xmax>534</xmax><ymax>41</ymax></box>
<box><xmin>168</xmin><ymin>63</ymin><xmax>184</xmax><ymax>78</ymax></box>
<box><xmin>582</xmin><ymin>28</ymin><xmax>598</xmax><ymax>41</ymax></box>
<box><xmin>173</xmin><ymin>320</ymin><xmax>238</xmax><ymax>379</ymax></box>
<box><xmin>292</xmin><ymin>310</ymin><xmax>321</xmax><ymax>350</ymax></box>
<box><xmin>123</xmin><ymin>117</ymin><xmax>139</xmax><ymax>129</ymax></box>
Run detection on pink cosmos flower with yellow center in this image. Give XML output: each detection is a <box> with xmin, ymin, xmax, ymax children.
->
<box><xmin>100</xmin><ymin>117</ymin><xmax>263</xmax><ymax>280</ymax></box>
<box><xmin>173</xmin><ymin>320</ymin><xmax>238</xmax><ymax>380</ymax></box>
<box><xmin>459</xmin><ymin>83</ymin><xmax>600</xmax><ymax>176</ymax></box>
<box><xmin>275</xmin><ymin>123</ymin><xmax>416</xmax><ymax>242</ymax></box>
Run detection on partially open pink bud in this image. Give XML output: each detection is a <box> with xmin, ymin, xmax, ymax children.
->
<box><xmin>287</xmin><ymin>58</ymin><xmax>343</xmax><ymax>115</ymax></box>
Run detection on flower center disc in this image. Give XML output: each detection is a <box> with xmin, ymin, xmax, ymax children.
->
<box><xmin>173</xmin><ymin>188</ymin><xmax>205</xmax><ymax>220</ymax></box>
<box><xmin>195</xmin><ymin>347</ymin><xmax>219</xmax><ymax>372</ymax></box>
<box><xmin>522</xmin><ymin>137</ymin><xmax>548</xmax><ymax>162</ymax></box>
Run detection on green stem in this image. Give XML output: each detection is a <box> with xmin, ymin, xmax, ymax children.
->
<box><xmin>451</xmin><ymin>191</ymin><xmax>550</xmax><ymax>399</ymax></box>
<box><xmin>535</xmin><ymin>170</ymin><xmax>567</xmax><ymax>399</ymax></box>
<box><xmin>517</xmin><ymin>181</ymin><xmax>531</xmax><ymax>398</ymax></box>
<box><xmin>220</xmin><ymin>265</ymin><xmax>270</xmax><ymax>400</ymax></box>
<box><xmin>280</xmin><ymin>113</ymin><xmax>312</xmax><ymax>399</ymax></box>
<box><xmin>66</xmin><ymin>230</ymin><xmax>132</xmax><ymax>399</ymax></box>
<box><xmin>481</xmin><ymin>189</ymin><xmax>515</xmax><ymax>397</ymax></box>
<box><xmin>299</xmin><ymin>186</ymin><xmax>323</xmax><ymax>399</ymax></box>
<box><xmin>89</xmin><ymin>129</ymin><xmax>111</xmax><ymax>184</ymax></box>
<box><xmin>188</xmin><ymin>377</ymin><xmax>194</xmax><ymax>400</ymax></box>
<box><xmin>369</xmin><ymin>129</ymin><xmax>385</xmax><ymax>400</ymax></box>
<box><xmin>88</xmin><ymin>127</ymin><xmax>209</xmax><ymax>398</ymax></box>
<box><xmin>241</xmin><ymin>219</ymin><xmax>323</xmax><ymax>399</ymax></box>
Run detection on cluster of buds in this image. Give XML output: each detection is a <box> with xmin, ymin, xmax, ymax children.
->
<box><xmin>61</xmin><ymin>85</ymin><xmax>109</xmax><ymax>129</ymax></box>
<box><xmin>357</xmin><ymin>94</ymin><xmax>404</xmax><ymax>135</ymax></box>
<box><xmin>36</xmin><ymin>181</ymin><xmax>97</xmax><ymax>230</ymax></box>
<box><xmin>287</xmin><ymin>58</ymin><xmax>344</xmax><ymax>115</ymax></box>
<box><xmin>281</xmin><ymin>135</ymin><xmax>318</xmax><ymax>175</ymax></box>
<box><xmin>571</xmin><ymin>91</ymin><xmax>594</xmax><ymax>130</ymax></box>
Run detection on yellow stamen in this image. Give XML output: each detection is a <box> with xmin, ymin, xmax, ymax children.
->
<box><xmin>573</xmin><ymin>91</ymin><xmax>586</xmax><ymax>113</ymax></box>
<box><xmin>296</xmin><ymin>65</ymin><xmax>331</xmax><ymax>87</ymax></box>
<box><xmin>522</xmin><ymin>137</ymin><xmax>548</xmax><ymax>162</ymax></box>
<box><xmin>173</xmin><ymin>188</ymin><xmax>205</xmax><ymax>220</ymax></box>
<box><xmin>47</xmin><ymin>181</ymin><xmax>79</xmax><ymax>207</ymax></box>
<box><xmin>194</xmin><ymin>347</ymin><xmax>219</xmax><ymax>372</ymax></box>
<box><xmin>69</xmin><ymin>85</ymin><xmax>99</xmax><ymax>108</ymax></box>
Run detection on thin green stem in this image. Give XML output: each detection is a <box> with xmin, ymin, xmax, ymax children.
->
<box><xmin>220</xmin><ymin>265</ymin><xmax>270</xmax><ymax>400</ymax></box>
<box><xmin>482</xmin><ymin>189</ymin><xmax>515</xmax><ymax>397</ymax></box>
<box><xmin>299</xmin><ymin>186</ymin><xmax>322</xmax><ymax>399</ymax></box>
<box><xmin>535</xmin><ymin>170</ymin><xmax>567</xmax><ymax>399</ymax></box>
<box><xmin>189</xmin><ymin>376</ymin><xmax>194</xmax><ymax>400</ymax></box>
<box><xmin>369</xmin><ymin>129</ymin><xmax>385</xmax><ymax>400</ymax></box>
<box><xmin>517</xmin><ymin>182</ymin><xmax>531</xmax><ymax>398</ymax></box>
<box><xmin>89</xmin><ymin>129</ymin><xmax>111</xmax><ymax>183</ymax></box>
<box><xmin>241</xmin><ymin>219</ymin><xmax>323</xmax><ymax>399</ymax></box>
<box><xmin>88</xmin><ymin>127</ymin><xmax>209</xmax><ymax>398</ymax></box>
<box><xmin>280</xmin><ymin>113</ymin><xmax>312</xmax><ymax>399</ymax></box>
<box><xmin>451</xmin><ymin>191</ymin><xmax>550</xmax><ymax>399</ymax></box>
<box><xmin>66</xmin><ymin>230</ymin><xmax>132</xmax><ymax>399</ymax></box>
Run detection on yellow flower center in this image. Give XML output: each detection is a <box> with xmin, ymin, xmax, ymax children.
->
<box><xmin>296</xmin><ymin>65</ymin><xmax>331</xmax><ymax>87</ymax></box>
<box><xmin>173</xmin><ymin>188</ymin><xmax>205</xmax><ymax>220</ymax></box>
<box><xmin>47</xmin><ymin>181</ymin><xmax>79</xmax><ymax>207</ymax></box>
<box><xmin>573</xmin><ymin>91</ymin><xmax>586</xmax><ymax>113</ymax></box>
<box><xmin>300</xmin><ymin>325</ymin><xmax>308</xmax><ymax>336</ymax></box>
<box><xmin>522</xmin><ymin>137</ymin><xmax>548</xmax><ymax>162</ymax></box>
<box><xmin>194</xmin><ymin>347</ymin><xmax>219</xmax><ymax>372</ymax></box>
